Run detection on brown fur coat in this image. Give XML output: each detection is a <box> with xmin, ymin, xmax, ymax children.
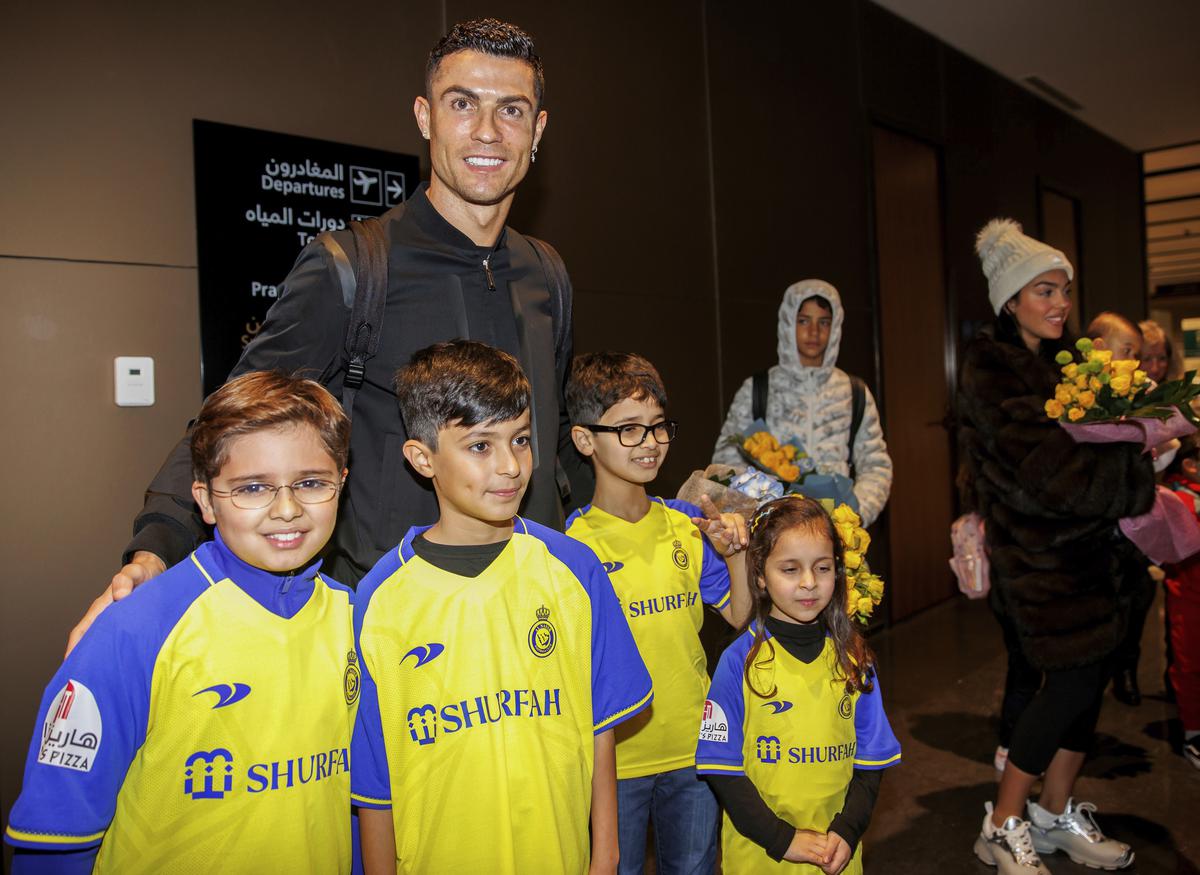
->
<box><xmin>957</xmin><ymin>333</ymin><xmax>1155</xmax><ymax>670</ymax></box>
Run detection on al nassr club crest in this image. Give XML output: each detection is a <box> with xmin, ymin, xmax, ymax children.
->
<box><xmin>528</xmin><ymin>605</ymin><xmax>557</xmax><ymax>658</ymax></box>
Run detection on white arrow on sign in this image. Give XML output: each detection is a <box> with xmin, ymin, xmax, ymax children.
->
<box><xmin>387</xmin><ymin>179</ymin><xmax>404</xmax><ymax>201</ymax></box>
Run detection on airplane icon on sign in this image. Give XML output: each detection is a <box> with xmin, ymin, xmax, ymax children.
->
<box><xmin>349</xmin><ymin>166</ymin><xmax>383</xmax><ymax>205</ymax></box>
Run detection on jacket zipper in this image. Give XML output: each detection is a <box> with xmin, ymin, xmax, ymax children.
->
<box><xmin>483</xmin><ymin>256</ymin><xmax>496</xmax><ymax>291</ymax></box>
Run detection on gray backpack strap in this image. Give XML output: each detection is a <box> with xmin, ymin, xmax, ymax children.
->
<box><xmin>333</xmin><ymin>217</ymin><xmax>388</xmax><ymax>422</ymax></box>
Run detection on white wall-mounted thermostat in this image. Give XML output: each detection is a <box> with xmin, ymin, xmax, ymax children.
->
<box><xmin>114</xmin><ymin>357</ymin><xmax>155</xmax><ymax>407</ymax></box>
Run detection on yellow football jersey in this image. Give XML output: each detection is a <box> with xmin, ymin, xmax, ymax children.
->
<box><xmin>352</xmin><ymin>518</ymin><xmax>653</xmax><ymax>875</ymax></box>
<box><xmin>6</xmin><ymin>535</ymin><xmax>357</xmax><ymax>873</ymax></box>
<box><xmin>566</xmin><ymin>498</ymin><xmax>730</xmax><ymax>779</ymax></box>
<box><xmin>696</xmin><ymin>628</ymin><xmax>900</xmax><ymax>874</ymax></box>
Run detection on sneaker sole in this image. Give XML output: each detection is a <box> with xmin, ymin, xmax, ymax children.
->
<box><xmin>1032</xmin><ymin>840</ymin><xmax>1134</xmax><ymax>870</ymax></box>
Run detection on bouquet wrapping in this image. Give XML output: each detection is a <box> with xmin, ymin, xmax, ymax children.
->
<box><xmin>730</xmin><ymin>420</ymin><xmax>858</xmax><ymax>510</ymax></box>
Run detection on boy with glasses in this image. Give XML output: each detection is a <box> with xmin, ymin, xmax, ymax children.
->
<box><xmin>5</xmin><ymin>371</ymin><xmax>357</xmax><ymax>874</ymax></box>
<box><xmin>565</xmin><ymin>352</ymin><xmax>749</xmax><ymax>875</ymax></box>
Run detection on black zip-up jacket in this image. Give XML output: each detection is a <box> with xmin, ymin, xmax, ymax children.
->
<box><xmin>124</xmin><ymin>184</ymin><xmax>591</xmax><ymax>584</ymax></box>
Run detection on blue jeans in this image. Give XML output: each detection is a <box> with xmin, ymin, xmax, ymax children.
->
<box><xmin>616</xmin><ymin>767</ymin><xmax>719</xmax><ymax>875</ymax></box>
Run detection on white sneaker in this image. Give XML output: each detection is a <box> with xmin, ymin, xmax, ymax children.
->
<box><xmin>1028</xmin><ymin>798</ymin><xmax>1133</xmax><ymax>869</ymax></box>
<box><xmin>974</xmin><ymin>802</ymin><xmax>1052</xmax><ymax>874</ymax></box>
<box><xmin>994</xmin><ymin>745</ymin><xmax>1009</xmax><ymax>773</ymax></box>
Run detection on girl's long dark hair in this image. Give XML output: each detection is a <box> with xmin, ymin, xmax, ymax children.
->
<box><xmin>741</xmin><ymin>496</ymin><xmax>875</xmax><ymax>698</ymax></box>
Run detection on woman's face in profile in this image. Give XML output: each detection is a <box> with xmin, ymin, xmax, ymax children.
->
<box><xmin>1006</xmin><ymin>269</ymin><xmax>1071</xmax><ymax>349</ymax></box>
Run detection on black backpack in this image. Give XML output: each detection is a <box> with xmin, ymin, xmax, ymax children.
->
<box><xmin>751</xmin><ymin>369</ymin><xmax>867</xmax><ymax>478</ymax></box>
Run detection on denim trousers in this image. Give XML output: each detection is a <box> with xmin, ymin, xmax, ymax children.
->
<box><xmin>616</xmin><ymin>766</ymin><xmax>718</xmax><ymax>875</ymax></box>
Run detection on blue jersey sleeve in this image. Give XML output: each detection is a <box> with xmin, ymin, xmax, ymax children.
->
<box><xmin>5</xmin><ymin>564</ymin><xmax>204</xmax><ymax>853</ymax></box>
<box><xmin>587</xmin><ymin>557</ymin><xmax>654</xmax><ymax>732</ymax></box>
<box><xmin>696</xmin><ymin>634</ymin><xmax>751</xmax><ymax>775</ymax></box>
<box><xmin>665</xmin><ymin>499</ymin><xmax>731</xmax><ymax>609</ymax></box>
<box><xmin>350</xmin><ymin>544</ymin><xmax>408</xmax><ymax>810</ymax></box>
<box><xmin>853</xmin><ymin>671</ymin><xmax>902</xmax><ymax>770</ymax></box>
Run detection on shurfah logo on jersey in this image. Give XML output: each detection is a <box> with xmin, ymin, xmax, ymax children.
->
<box><xmin>185</xmin><ymin>749</ymin><xmax>235</xmax><ymax>799</ymax></box>
<box><xmin>39</xmin><ymin>679</ymin><xmax>102</xmax><ymax>772</ymax></box>
<box><xmin>699</xmin><ymin>699</ymin><xmax>729</xmax><ymax>743</ymax></box>
<box><xmin>756</xmin><ymin>735</ymin><xmax>782</xmax><ymax>764</ymax></box>
<box><xmin>344</xmin><ymin>650</ymin><xmax>361</xmax><ymax>706</ymax></box>
<box><xmin>671</xmin><ymin>539</ymin><xmax>690</xmax><ymax>570</ymax></box>
<box><xmin>183</xmin><ymin>747</ymin><xmax>349</xmax><ymax>800</ymax></box>
<box><xmin>406</xmin><ymin>689</ymin><xmax>563</xmax><ymax>747</ymax></box>
<box><xmin>528</xmin><ymin>605</ymin><xmax>556</xmax><ymax>657</ymax></box>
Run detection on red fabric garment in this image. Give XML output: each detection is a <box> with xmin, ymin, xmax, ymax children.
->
<box><xmin>1163</xmin><ymin>473</ymin><xmax>1200</xmax><ymax>729</ymax></box>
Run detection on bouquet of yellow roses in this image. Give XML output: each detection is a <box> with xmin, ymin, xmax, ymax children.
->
<box><xmin>1045</xmin><ymin>337</ymin><xmax>1199</xmax><ymax>445</ymax></box>
<box><xmin>829</xmin><ymin>503</ymin><xmax>884</xmax><ymax>625</ymax></box>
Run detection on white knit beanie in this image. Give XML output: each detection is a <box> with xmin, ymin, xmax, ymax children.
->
<box><xmin>975</xmin><ymin>218</ymin><xmax>1074</xmax><ymax>314</ymax></box>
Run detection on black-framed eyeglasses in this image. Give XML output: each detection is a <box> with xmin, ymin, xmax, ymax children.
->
<box><xmin>581</xmin><ymin>420</ymin><xmax>678</xmax><ymax>447</ymax></box>
<box><xmin>207</xmin><ymin>478</ymin><xmax>342</xmax><ymax>510</ymax></box>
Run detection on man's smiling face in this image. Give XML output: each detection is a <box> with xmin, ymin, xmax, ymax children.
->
<box><xmin>416</xmin><ymin>49</ymin><xmax>547</xmax><ymax>212</ymax></box>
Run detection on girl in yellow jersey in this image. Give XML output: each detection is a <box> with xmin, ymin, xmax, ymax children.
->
<box><xmin>696</xmin><ymin>496</ymin><xmax>900</xmax><ymax>874</ymax></box>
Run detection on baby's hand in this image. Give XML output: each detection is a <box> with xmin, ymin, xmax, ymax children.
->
<box><xmin>783</xmin><ymin>829</ymin><xmax>830</xmax><ymax>866</ymax></box>
<box><xmin>690</xmin><ymin>494</ymin><xmax>748</xmax><ymax>558</ymax></box>
<box><xmin>820</xmin><ymin>831</ymin><xmax>852</xmax><ymax>874</ymax></box>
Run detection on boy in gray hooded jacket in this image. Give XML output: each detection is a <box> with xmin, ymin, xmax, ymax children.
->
<box><xmin>711</xmin><ymin>279</ymin><xmax>893</xmax><ymax>526</ymax></box>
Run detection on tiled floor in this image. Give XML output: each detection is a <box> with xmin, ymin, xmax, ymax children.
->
<box><xmin>863</xmin><ymin>591</ymin><xmax>1200</xmax><ymax>874</ymax></box>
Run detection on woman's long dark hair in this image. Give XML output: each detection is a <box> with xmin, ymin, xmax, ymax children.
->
<box><xmin>741</xmin><ymin>496</ymin><xmax>875</xmax><ymax>698</ymax></box>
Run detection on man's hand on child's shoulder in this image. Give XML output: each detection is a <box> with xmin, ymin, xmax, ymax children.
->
<box><xmin>65</xmin><ymin>551</ymin><xmax>166</xmax><ymax>657</ymax></box>
<box><xmin>690</xmin><ymin>494</ymin><xmax>749</xmax><ymax>558</ymax></box>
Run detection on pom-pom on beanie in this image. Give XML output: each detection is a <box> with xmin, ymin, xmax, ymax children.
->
<box><xmin>975</xmin><ymin>218</ymin><xmax>1073</xmax><ymax>314</ymax></box>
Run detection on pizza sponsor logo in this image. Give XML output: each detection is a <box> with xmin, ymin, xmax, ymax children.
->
<box><xmin>39</xmin><ymin>680</ymin><xmax>102</xmax><ymax>772</ymax></box>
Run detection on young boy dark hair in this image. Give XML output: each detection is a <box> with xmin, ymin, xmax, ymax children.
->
<box><xmin>565</xmin><ymin>351</ymin><xmax>748</xmax><ymax>874</ymax></box>
<box><xmin>352</xmin><ymin>340</ymin><xmax>652</xmax><ymax>874</ymax></box>
<box><xmin>5</xmin><ymin>371</ymin><xmax>356</xmax><ymax>874</ymax></box>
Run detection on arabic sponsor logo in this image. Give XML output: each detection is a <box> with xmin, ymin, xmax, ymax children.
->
<box><xmin>193</xmin><ymin>683</ymin><xmax>252</xmax><ymax>709</ymax></box>
<box><xmin>699</xmin><ymin>698</ymin><xmax>729</xmax><ymax>743</ymax></box>
<box><xmin>400</xmin><ymin>643</ymin><xmax>445</xmax><ymax>669</ymax></box>
<box><xmin>39</xmin><ymin>680</ymin><xmax>102</xmax><ymax>772</ymax></box>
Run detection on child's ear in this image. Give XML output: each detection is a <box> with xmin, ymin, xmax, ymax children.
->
<box><xmin>402</xmin><ymin>439</ymin><xmax>437</xmax><ymax>479</ymax></box>
<box><xmin>192</xmin><ymin>481</ymin><xmax>218</xmax><ymax>526</ymax></box>
<box><xmin>570</xmin><ymin>425</ymin><xmax>595</xmax><ymax>457</ymax></box>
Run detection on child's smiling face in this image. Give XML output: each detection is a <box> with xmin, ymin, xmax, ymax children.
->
<box><xmin>759</xmin><ymin>526</ymin><xmax>837</xmax><ymax>624</ymax></box>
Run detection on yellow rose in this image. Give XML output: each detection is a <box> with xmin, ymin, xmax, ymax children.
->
<box><xmin>1064</xmin><ymin>363</ymin><xmax>1079</xmax><ymax>379</ymax></box>
<box><xmin>857</xmin><ymin>596</ymin><xmax>874</xmax><ymax>616</ymax></box>
<box><xmin>1133</xmin><ymin>370</ymin><xmax>1147</xmax><ymax>386</ymax></box>
<box><xmin>1078</xmin><ymin>390</ymin><xmax>1095</xmax><ymax>409</ymax></box>
<box><xmin>865</xmin><ymin>575</ymin><xmax>884</xmax><ymax>599</ymax></box>
<box><xmin>1075</xmin><ymin>375</ymin><xmax>1089</xmax><ymax>388</ymax></box>
<box><xmin>1055</xmin><ymin>387</ymin><xmax>1073</xmax><ymax>405</ymax></box>
<box><xmin>831</xmin><ymin>504</ymin><xmax>861</xmax><ymax>527</ymax></box>
<box><xmin>855</xmin><ymin>528</ymin><xmax>872</xmax><ymax>553</ymax></box>
<box><xmin>846</xmin><ymin>591</ymin><xmax>858</xmax><ymax>616</ymax></box>
<box><xmin>777</xmin><ymin>463</ymin><xmax>800</xmax><ymax>481</ymax></box>
<box><xmin>1090</xmin><ymin>349</ymin><xmax>1113</xmax><ymax>364</ymax></box>
<box><xmin>1068</xmin><ymin>406</ymin><xmax>1086</xmax><ymax>422</ymax></box>
<box><xmin>1112</xmin><ymin>359</ymin><xmax>1137</xmax><ymax>376</ymax></box>
<box><xmin>1045</xmin><ymin>399</ymin><xmax>1065</xmax><ymax>419</ymax></box>
<box><xmin>1110</xmin><ymin>374</ymin><xmax>1131</xmax><ymax>395</ymax></box>
<box><xmin>844</xmin><ymin>550</ymin><xmax>863</xmax><ymax>570</ymax></box>
<box><xmin>1089</xmin><ymin>377</ymin><xmax>1103</xmax><ymax>392</ymax></box>
<box><xmin>835</xmin><ymin>521</ymin><xmax>856</xmax><ymax>546</ymax></box>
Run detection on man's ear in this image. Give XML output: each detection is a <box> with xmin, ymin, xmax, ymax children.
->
<box><xmin>192</xmin><ymin>481</ymin><xmax>218</xmax><ymax>526</ymax></box>
<box><xmin>570</xmin><ymin>425</ymin><xmax>594</xmax><ymax>457</ymax></box>
<box><xmin>403</xmin><ymin>439</ymin><xmax>437</xmax><ymax>479</ymax></box>
<box><xmin>532</xmin><ymin>109</ymin><xmax>548</xmax><ymax>151</ymax></box>
<box><xmin>413</xmin><ymin>96</ymin><xmax>431</xmax><ymax>140</ymax></box>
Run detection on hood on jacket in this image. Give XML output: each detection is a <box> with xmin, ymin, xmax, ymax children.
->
<box><xmin>777</xmin><ymin>279</ymin><xmax>844</xmax><ymax>373</ymax></box>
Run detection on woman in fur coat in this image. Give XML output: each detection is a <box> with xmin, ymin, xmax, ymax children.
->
<box><xmin>961</xmin><ymin>219</ymin><xmax>1153</xmax><ymax>874</ymax></box>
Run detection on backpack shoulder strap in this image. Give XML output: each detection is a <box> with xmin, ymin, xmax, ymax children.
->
<box><xmin>752</xmin><ymin>370</ymin><xmax>769</xmax><ymax>423</ymax></box>
<box><xmin>848</xmin><ymin>375</ymin><xmax>866</xmax><ymax>462</ymax></box>
<box><xmin>525</xmin><ymin>235</ymin><xmax>571</xmax><ymax>355</ymax></box>
<box><xmin>326</xmin><ymin>216</ymin><xmax>388</xmax><ymax>422</ymax></box>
